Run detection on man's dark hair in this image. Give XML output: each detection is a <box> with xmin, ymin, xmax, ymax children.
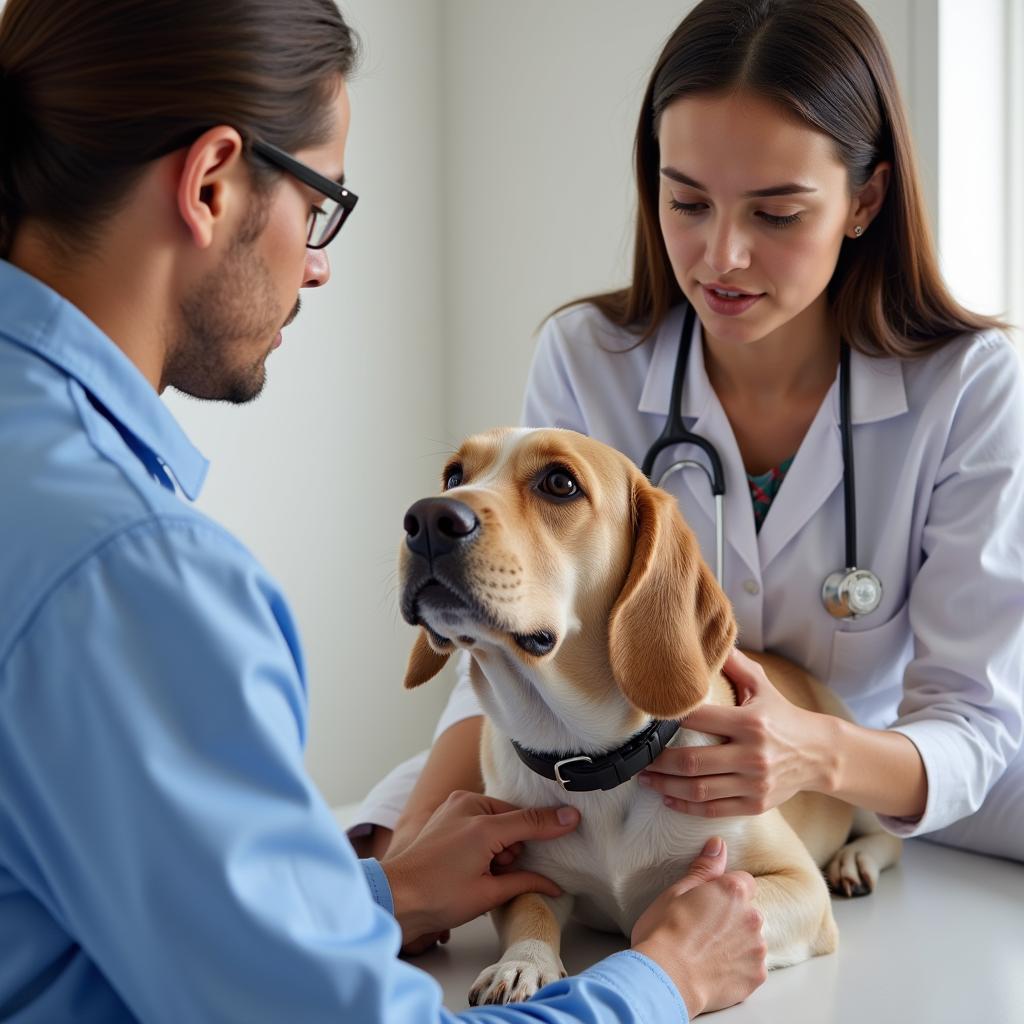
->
<box><xmin>0</xmin><ymin>0</ymin><xmax>359</xmax><ymax>256</ymax></box>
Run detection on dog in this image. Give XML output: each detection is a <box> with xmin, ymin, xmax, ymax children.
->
<box><xmin>398</xmin><ymin>427</ymin><xmax>901</xmax><ymax>1006</ymax></box>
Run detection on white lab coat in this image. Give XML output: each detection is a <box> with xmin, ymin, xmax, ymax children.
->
<box><xmin>356</xmin><ymin>302</ymin><xmax>1024</xmax><ymax>856</ymax></box>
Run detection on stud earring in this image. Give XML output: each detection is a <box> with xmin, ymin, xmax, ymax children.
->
<box><xmin>853</xmin><ymin>225</ymin><xmax>864</xmax><ymax>237</ymax></box>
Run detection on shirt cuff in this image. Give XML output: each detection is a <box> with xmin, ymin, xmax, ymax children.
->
<box><xmin>880</xmin><ymin>719</ymin><xmax>976</xmax><ymax>837</ymax></box>
<box><xmin>581</xmin><ymin>950</ymin><xmax>689</xmax><ymax>1022</ymax></box>
<box><xmin>359</xmin><ymin>858</ymin><xmax>395</xmax><ymax>916</ymax></box>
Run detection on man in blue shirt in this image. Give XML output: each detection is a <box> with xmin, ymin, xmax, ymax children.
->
<box><xmin>0</xmin><ymin>1</ymin><xmax>767</xmax><ymax>1020</ymax></box>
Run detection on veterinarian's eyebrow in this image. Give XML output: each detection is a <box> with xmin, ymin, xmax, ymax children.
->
<box><xmin>660</xmin><ymin>167</ymin><xmax>818</xmax><ymax>197</ymax></box>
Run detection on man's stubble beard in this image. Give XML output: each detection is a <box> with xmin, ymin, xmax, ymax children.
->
<box><xmin>165</xmin><ymin>193</ymin><xmax>288</xmax><ymax>405</ymax></box>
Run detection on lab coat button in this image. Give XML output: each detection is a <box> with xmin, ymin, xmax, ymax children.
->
<box><xmin>743</xmin><ymin>579</ymin><xmax>760</xmax><ymax>596</ymax></box>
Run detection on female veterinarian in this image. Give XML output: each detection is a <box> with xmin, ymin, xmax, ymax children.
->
<box><xmin>352</xmin><ymin>0</ymin><xmax>1024</xmax><ymax>881</ymax></box>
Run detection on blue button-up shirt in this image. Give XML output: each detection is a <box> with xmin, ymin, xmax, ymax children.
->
<box><xmin>0</xmin><ymin>259</ymin><xmax>686</xmax><ymax>1023</ymax></box>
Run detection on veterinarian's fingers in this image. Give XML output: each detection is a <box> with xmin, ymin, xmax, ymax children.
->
<box><xmin>672</xmin><ymin>836</ymin><xmax>728</xmax><ymax>892</ymax></box>
<box><xmin>679</xmin><ymin>702</ymin><xmax>744</xmax><ymax>738</ymax></box>
<box><xmin>639</xmin><ymin>770</ymin><xmax>746</xmax><ymax>802</ymax></box>
<box><xmin>645</xmin><ymin>743</ymin><xmax>743</xmax><ymax>777</ymax></box>
<box><xmin>488</xmin><ymin>805</ymin><xmax>581</xmax><ymax>849</ymax></box>
<box><xmin>488</xmin><ymin>870</ymin><xmax>563</xmax><ymax>904</ymax></box>
<box><xmin>662</xmin><ymin>796</ymin><xmax>762</xmax><ymax>818</ymax></box>
<box><xmin>643</xmin><ymin>737</ymin><xmax>741</xmax><ymax>774</ymax></box>
<box><xmin>721</xmin><ymin>648</ymin><xmax>768</xmax><ymax>704</ymax></box>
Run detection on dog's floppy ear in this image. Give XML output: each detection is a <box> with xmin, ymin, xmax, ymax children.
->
<box><xmin>608</xmin><ymin>476</ymin><xmax>736</xmax><ymax>718</ymax></box>
<box><xmin>404</xmin><ymin>629</ymin><xmax>451</xmax><ymax>689</ymax></box>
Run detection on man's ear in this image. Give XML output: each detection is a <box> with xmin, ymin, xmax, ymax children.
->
<box><xmin>404</xmin><ymin>629</ymin><xmax>451</xmax><ymax>689</ymax></box>
<box><xmin>176</xmin><ymin>126</ymin><xmax>247</xmax><ymax>249</ymax></box>
<box><xmin>608</xmin><ymin>476</ymin><xmax>736</xmax><ymax>718</ymax></box>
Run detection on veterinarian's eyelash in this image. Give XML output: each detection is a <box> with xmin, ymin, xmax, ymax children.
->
<box><xmin>669</xmin><ymin>199</ymin><xmax>705</xmax><ymax>216</ymax></box>
<box><xmin>758</xmin><ymin>211</ymin><xmax>801</xmax><ymax>228</ymax></box>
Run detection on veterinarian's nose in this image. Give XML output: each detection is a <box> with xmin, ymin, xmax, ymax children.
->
<box><xmin>404</xmin><ymin>497</ymin><xmax>479</xmax><ymax>560</ymax></box>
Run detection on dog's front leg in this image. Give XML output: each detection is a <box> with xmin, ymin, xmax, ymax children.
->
<box><xmin>753</xmin><ymin>865</ymin><xmax>838</xmax><ymax>969</ymax></box>
<box><xmin>468</xmin><ymin>892</ymin><xmax>574</xmax><ymax>1006</ymax></box>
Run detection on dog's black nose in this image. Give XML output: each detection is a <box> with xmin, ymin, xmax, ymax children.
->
<box><xmin>404</xmin><ymin>497</ymin><xmax>479</xmax><ymax>560</ymax></box>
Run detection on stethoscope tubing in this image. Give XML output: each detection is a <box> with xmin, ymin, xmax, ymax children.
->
<box><xmin>640</xmin><ymin>301</ymin><xmax>880</xmax><ymax>617</ymax></box>
<box><xmin>640</xmin><ymin>303</ymin><xmax>726</xmax><ymax>582</ymax></box>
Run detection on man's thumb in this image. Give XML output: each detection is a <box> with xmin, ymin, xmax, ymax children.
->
<box><xmin>675</xmin><ymin>836</ymin><xmax>727</xmax><ymax>893</ymax></box>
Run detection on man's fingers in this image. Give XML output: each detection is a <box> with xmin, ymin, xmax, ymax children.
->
<box><xmin>492</xmin><ymin>842</ymin><xmax>524</xmax><ymax>868</ymax></box>
<box><xmin>488</xmin><ymin>804</ymin><xmax>581</xmax><ymax>848</ymax></box>
<box><xmin>672</xmin><ymin>836</ymin><xmax>728</xmax><ymax>893</ymax></box>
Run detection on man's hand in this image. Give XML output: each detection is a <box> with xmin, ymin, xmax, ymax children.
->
<box><xmin>380</xmin><ymin>790</ymin><xmax>580</xmax><ymax>948</ymax></box>
<box><xmin>632</xmin><ymin>837</ymin><xmax>768</xmax><ymax>1016</ymax></box>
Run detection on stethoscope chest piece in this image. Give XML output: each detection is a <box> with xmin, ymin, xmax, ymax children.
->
<box><xmin>822</xmin><ymin>567</ymin><xmax>883</xmax><ymax>619</ymax></box>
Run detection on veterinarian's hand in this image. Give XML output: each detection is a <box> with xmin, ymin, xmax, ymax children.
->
<box><xmin>380</xmin><ymin>790</ymin><xmax>580</xmax><ymax>949</ymax></box>
<box><xmin>639</xmin><ymin>649</ymin><xmax>832</xmax><ymax>817</ymax></box>
<box><xmin>632</xmin><ymin>837</ymin><xmax>767</xmax><ymax>1016</ymax></box>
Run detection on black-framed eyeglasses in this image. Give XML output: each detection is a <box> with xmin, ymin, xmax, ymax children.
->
<box><xmin>250</xmin><ymin>139</ymin><xmax>358</xmax><ymax>249</ymax></box>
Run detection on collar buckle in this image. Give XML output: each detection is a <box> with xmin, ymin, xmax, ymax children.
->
<box><xmin>553</xmin><ymin>755</ymin><xmax>593</xmax><ymax>790</ymax></box>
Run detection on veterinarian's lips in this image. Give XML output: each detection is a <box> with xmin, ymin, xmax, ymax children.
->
<box><xmin>700</xmin><ymin>283</ymin><xmax>765</xmax><ymax>317</ymax></box>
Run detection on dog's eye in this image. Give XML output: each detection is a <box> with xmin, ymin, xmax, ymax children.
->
<box><xmin>538</xmin><ymin>468</ymin><xmax>579</xmax><ymax>499</ymax></box>
<box><xmin>443</xmin><ymin>464</ymin><xmax>464</xmax><ymax>490</ymax></box>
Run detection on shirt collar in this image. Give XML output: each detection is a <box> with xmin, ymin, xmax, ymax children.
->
<box><xmin>0</xmin><ymin>259</ymin><xmax>209</xmax><ymax>500</ymax></box>
<box><xmin>637</xmin><ymin>303</ymin><xmax>709</xmax><ymax>420</ymax></box>
<box><xmin>637</xmin><ymin>302</ymin><xmax>908</xmax><ymax>426</ymax></box>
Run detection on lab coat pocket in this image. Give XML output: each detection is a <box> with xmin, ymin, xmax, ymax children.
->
<box><xmin>828</xmin><ymin>601</ymin><xmax>912</xmax><ymax>703</ymax></box>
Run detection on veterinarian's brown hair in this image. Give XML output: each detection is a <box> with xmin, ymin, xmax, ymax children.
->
<box><xmin>0</xmin><ymin>0</ymin><xmax>359</xmax><ymax>259</ymax></box>
<box><xmin>564</xmin><ymin>0</ymin><xmax>1005</xmax><ymax>356</ymax></box>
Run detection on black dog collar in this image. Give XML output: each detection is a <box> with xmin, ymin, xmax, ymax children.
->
<box><xmin>510</xmin><ymin>719</ymin><xmax>680</xmax><ymax>792</ymax></box>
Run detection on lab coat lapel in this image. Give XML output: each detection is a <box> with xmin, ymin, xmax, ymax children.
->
<box><xmin>756</xmin><ymin>386</ymin><xmax>843</xmax><ymax>572</ymax></box>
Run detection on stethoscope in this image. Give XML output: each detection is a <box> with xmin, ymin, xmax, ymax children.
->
<box><xmin>640</xmin><ymin>302</ymin><xmax>883</xmax><ymax>620</ymax></box>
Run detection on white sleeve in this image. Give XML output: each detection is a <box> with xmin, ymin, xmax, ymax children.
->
<box><xmin>521</xmin><ymin>313</ymin><xmax>589</xmax><ymax>432</ymax></box>
<box><xmin>348</xmin><ymin>657</ymin><xmax>482</xmax><ymax>833</ymax></box>
<box><xmin>432</xmin><ymin>653</ymin><xmax>483</xmax><ymax>740</ymax></box>
<box><xmin>881</xmin><ymin>336</ymin><xmax>1024</xmax><ymax>837</ymax></box>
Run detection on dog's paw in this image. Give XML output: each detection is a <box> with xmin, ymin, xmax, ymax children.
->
<box><xmin>468</xmin><ymin>941</ymin><xmax>566</xmax><ymax>1006</ymax></box>
<box><xmin>826</xmin><ymin>842</ymin><xmax>880</xmax><ymax>898</ymax></box>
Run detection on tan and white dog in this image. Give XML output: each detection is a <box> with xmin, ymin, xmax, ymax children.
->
<box><xmin>398</xmin><ymin>427</ymin><xmax>901</xmax><ymax>1007</ymax></box>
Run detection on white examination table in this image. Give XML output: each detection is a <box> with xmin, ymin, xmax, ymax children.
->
<box><xmin>334</xmin><ymin>807</ymin><xmax>1024</xmax><ymax>1023</ymax></box>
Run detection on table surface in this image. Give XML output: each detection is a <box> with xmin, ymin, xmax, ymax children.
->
<box><xmin>338</xmin><ymin>806</ymin><xmax>1024</xmax><ymax>1024</ymax></box>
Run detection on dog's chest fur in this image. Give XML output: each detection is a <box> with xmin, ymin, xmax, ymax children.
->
<box><xmin>484</xmin><ymin>721</ymin><xmax>755</xmax><ymax>936</ymax></box>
